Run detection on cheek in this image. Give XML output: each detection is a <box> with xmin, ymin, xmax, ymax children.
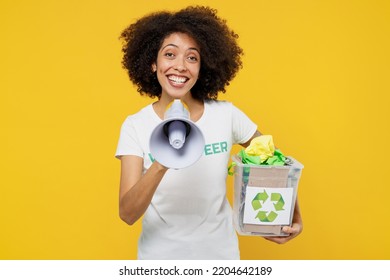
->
<box><xmin>155</xmin><ymin>65</ymin><xmax>167</xmax><ymax>81</ymax></box>
<box><xmin>192</xmin><ymin>66</ymin><xmax>201</xmax><ymax>79</ymax></box>
<box><xmin>156</xmin><ymin>59</ymin><xmax>171</xmax><ymax>72</ymax></box>
<box><xmin>156</xmin><ymin>72</ymin><xmax>166</xmax><ymax>85</ymax></box>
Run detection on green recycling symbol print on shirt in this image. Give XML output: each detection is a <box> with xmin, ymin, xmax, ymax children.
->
<box><xmin>243</xmin><ymin>187</ymin><xmax>294</xmax><ymax>225</ymax></box>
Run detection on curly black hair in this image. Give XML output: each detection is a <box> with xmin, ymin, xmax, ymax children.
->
<box><xmin>120</xmin><ymin>6</ymin><xmax>243</xmax><ymax>101</ymax></box>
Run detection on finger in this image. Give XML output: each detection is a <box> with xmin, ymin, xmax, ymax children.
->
<box><xmin>282</xmin><ymin>224</ymin><xmax>302</xmax><ymax>235</ymax></box>
<box><xmin>282</xmin><ymin>226</ymin><xmax>296</xmax><ymax>234</ymax></box>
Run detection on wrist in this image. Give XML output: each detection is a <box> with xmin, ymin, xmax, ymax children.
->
<box><xmin>153</xmin><ymin>161</ymin><xmax>169</xmax><ymax>172</ymax></box>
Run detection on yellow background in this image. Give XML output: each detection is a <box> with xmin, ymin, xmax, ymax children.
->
<box><xmin>1</xmin><ymin>0</ymin><xmax>389</xmax><ymax>260</ymax></box>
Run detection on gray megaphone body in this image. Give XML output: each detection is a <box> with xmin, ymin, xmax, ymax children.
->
<box><xmin>149</xmin><ymin>99</ymin><xmax>205</xmax><ymax>169</ymax></box>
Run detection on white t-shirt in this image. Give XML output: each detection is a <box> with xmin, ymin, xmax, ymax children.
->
<box><xmin>116</xmin><ymin>100</ymin><xmax>257</xmax><ymax>259</ymax></box>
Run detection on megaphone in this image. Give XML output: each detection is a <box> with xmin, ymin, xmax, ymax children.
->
<box><xmin>150</xmin><ymin>99</ymin><xmax>205</xmax><ymax>169</ymax></box>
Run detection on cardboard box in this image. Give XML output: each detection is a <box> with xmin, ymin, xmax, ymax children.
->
<box><xmin>232</xmin><ymin>155</ymin><xmax>303</xmax><ymax>236</ymax></box>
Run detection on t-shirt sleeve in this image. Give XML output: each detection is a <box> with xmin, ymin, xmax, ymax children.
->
<box><xmin>231</xmin><ymin>104</ymin><xmax>257</xmax><ymax>144</ymax></box>
<box><xmin>115</xmin><ymin>116</ymin><xmax>143</xmax><ymax>159</ymax></box>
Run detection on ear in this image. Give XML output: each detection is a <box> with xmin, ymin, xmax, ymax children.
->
<box><xmin>152</xmin><ymin>63</ymin><xmax>157</xmax><ymax>72</ymax></box>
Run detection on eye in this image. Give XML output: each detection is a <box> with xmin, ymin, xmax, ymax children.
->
<box><xmin>187</xmin><ymin>55</ymin><xmax>199</xmax><ymax>62</ymax></box>
<box><xmin>164</xmin><ymin>52</ymin><xmax>175</xmax><ymax>58</ymax></box>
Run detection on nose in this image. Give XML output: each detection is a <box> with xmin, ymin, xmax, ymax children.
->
<box><xmin>174</xmin><ymin>59</ymin><xmax>187</xmax><ymax>72</ymax></box>
<box><xmin>176</xmin><ymin>65</ymin><xmax>187</xmax><ymax>71</ymax></box>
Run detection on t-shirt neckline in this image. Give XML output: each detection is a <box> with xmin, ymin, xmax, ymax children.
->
<box><xmin>149</xmin><ymin>101</ymin><xmax>208</xmax><ymax>125</ymax></box>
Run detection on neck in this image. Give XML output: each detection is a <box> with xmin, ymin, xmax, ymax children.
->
<box><xmin>153</xmin><ymin>94</ymin><xmax>204</xmax><ymax>122</ymax></box>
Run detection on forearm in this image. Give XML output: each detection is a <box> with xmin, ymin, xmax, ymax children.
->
<box><xmin>119</xmin><ymin>161</ymin><xmax>168</xmax><ymax>225</ymax></box>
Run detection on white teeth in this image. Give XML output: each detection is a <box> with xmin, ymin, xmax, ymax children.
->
<box><xmin>168</xmin><ymin>75</ymin><xmax>187</xmax><ymax>83</ymax></box>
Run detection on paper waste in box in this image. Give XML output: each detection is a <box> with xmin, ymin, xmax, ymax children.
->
<box><xmin>231</xmin><ymin>155</ymin><xmax>303</xmax><ymax>236</ymax></box>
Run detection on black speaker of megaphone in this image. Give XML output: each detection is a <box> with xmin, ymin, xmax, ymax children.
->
<box><xmin>150</xmin><ymin>100</ymin><xmax>205</xmax><ymax>169</ymax></box>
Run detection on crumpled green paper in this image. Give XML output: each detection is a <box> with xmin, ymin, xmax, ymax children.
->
<box><xmin>239</xmin><ymin>135</ymin><xmax>286</xmax><ymax>166</ymax></box>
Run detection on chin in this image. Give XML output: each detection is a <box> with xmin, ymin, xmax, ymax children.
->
<box><xmin>166</xmin><ymin>91</ymin><xmax>191</xmax><ymax>100</ymax></box>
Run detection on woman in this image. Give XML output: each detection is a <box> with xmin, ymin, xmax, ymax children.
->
<box><xmin>116</xmin><ymin>6</ymin><xmax>302</xmax><ymax>259</ymax></box>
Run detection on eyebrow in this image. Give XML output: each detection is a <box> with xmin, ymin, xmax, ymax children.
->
<box><xmin>161</xmin><ymin>44</ymin><xmax>200</xmax><ymax>53</ymax></box>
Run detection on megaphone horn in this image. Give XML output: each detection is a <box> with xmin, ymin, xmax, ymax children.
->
<box><xmin>149</xmin><ymin>100</ymin><xmax>205</xmax><ymax>169</ymax></box>
<box><xmin>163</xmin><ymin>120</ymin><xmax>191</xmax><ymax>149</ymax></box>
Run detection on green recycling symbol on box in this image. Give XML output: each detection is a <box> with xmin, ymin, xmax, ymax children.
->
<box><xmin>251</xmin><ymin>190</ymin><xmax>285</xmax><ymax>222</ymax></box>
<box><xmin>243</xmin><ymin>186</ymin><xmax>293</xmax><ymax>225</ymax></box>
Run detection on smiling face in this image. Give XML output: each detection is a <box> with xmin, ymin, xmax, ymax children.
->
<box><xmin>152</xmin><ymin>32</ymin><xmax>201</xmax><ymax>101</ymax></box>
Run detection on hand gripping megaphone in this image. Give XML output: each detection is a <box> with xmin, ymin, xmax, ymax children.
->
<box><xmin>149</xmin><ymin>99</ymin><xmax>205</xmax><ymax>169</ymax></box>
